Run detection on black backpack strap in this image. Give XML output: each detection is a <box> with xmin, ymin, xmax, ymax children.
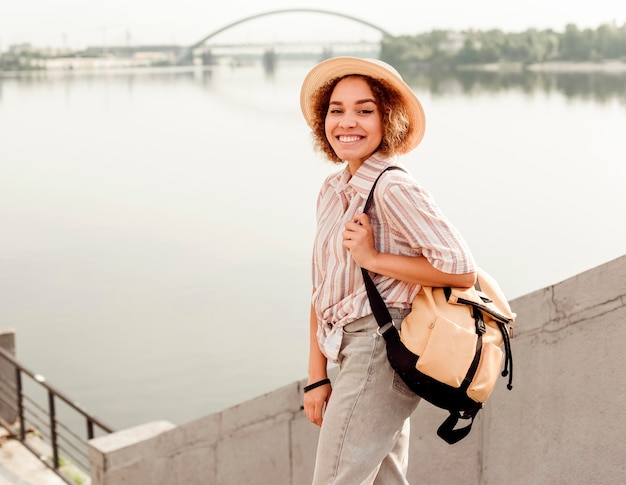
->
<box><xmin>362</xmin><ymin>166</ymin><xmax>404</xmax><ymax>215</ymax></box>
<box><xmin>360</xmin><ymin>166</ymin><xmax>404</xmax><ymax>331</ymax></box>
<box><xmin>437</xmin><ymin>407</ymin><xmax>481</xmax><ymax>444</ymax></box>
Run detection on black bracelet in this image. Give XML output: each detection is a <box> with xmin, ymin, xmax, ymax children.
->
<box><xmin>303</xmin><ymin>378</ymin><xmax>331</xmax><ymax>393</ymax></box>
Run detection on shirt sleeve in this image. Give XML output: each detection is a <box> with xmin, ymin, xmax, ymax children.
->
<box><xmin>377</xmin><ymin>175</ymin><xmax>476</xmax><ymax>275</ymax></box>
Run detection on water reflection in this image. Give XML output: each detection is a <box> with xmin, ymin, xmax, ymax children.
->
<box><xmin>398</xmin><ymin>67</ymin><xmax>626</xmax><ymax>104</ymax></box>
<box><xmin>2</xmin><ymin>63</ymin><xmax>625</xmax><ymax>105</ymax></box>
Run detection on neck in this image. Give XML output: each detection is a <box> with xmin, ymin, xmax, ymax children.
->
<box><xmin>347</xmin><ymin>159</ymin><xmax>365</xmax><ymax>175</ymax></box>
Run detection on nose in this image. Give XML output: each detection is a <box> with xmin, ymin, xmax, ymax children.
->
<box><xmin>338</xmin><ymin>112</ymin><xmax>357</xmax><ymax>129</ymax></box>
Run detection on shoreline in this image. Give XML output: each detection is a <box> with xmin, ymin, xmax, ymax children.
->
<box><xmin>456</xmin><ymin>60</ymin><xmax>626</xmax><ymax>73</ymax></box>
<box><xmin>2</xmin><ymin>60</ymin><xmax>626</xmax><ymax>77</ymax></box>
<box><xmin>526</xmin><ymin>60</ymin><xmax>626</xmax><ymax>72</ymax></box>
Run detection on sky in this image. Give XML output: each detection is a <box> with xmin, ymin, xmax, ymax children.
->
<box><xmin>1</xmin><ymin>0</ymin><xmax>624</xmax><ymax>50</ymax></box>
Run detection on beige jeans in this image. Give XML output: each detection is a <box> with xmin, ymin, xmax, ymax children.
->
<box><xmin>312</xmin><ymin>309</ymin><xmax>421</xmax><ymax>485</ymax></box>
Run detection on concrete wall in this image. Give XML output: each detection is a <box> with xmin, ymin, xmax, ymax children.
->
<box><xmin>89</xmin><ymin>255</ymin><xmax>626</xmax><ymax>484</ymax></box>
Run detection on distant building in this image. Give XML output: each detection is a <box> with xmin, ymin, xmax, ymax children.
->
<box><xmin>82</xmin><ymin>45</ymin><xmax>185</xmax><ymax>65</ymax></box>
<box><xmin>1</xmin><ymin>43</ymin><xmax>187</xmax><ymax>71</ymax></box>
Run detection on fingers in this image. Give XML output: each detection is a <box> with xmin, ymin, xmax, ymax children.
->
<box><xmin>304</xmin><ymin>386</ymin><xmax>331</xmax><ymax>427</ymax></box>
<box><xmin>343</xmin><ymin>218</ymin><xmax>368</xmax><ymax>243</ymax></box>
<box><xmin>308</xmin><ymin>403</ymin><xmax>324</xmax><ymax>427</ymax></box>
<box><xmin>342</xmin><ymin>223</ymin><xmax>362</xmax><ymax>246</ymax></box>
<box><xmin>343</xmin><ymin>214</ymin><xmax>373</xmax><ymax>255</ymax></box>
<box><xmin>305</xmin><ymin>398</ymin><xmax>324</xmax><ymax>426</ymax></box>
<box><xmin>352</xmin><ymin>213</ymin><xmax>370</xmax><ymax>227</ymax></box>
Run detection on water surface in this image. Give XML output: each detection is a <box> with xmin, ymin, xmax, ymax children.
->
<box><xmin>1</xmin><ymin>63</ymin><xmax>624</xmax><ymax>428</ymax></box>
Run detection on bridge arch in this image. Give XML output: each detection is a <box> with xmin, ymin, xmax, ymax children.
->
<box><xmin>189</xmin><ymin>8</ymin><xmax>394</xmax><ymax>50</ymax></box>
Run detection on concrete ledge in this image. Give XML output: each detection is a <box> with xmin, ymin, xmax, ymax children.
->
<box><xmin>89</xmin><ymin>420</ymin><xmax>176</xmax><ymax>483</ymax></box>
<box><xmin>86</xmin><ymin>255</ymin><xmax>626</xmax><ymax>485</ymax></box>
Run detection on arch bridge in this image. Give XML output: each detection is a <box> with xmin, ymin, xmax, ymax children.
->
<box><xmin>177</xmin><ymin>8</ymin><xmax>395</xmax><ymax>65</ymax></box>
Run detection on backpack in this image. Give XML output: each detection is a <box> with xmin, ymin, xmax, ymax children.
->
<box><xmin>361</xmin><ymin>167</ymin><xmax>516</xmax><ymax>444</ymax></box>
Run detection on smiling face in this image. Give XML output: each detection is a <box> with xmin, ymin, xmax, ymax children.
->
<box><xmin>324</xmin><ymin>76</ymin><xmax>383</xmax><ymax>173</ymax></box>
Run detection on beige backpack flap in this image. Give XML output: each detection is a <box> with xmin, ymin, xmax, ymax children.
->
<box><xmin>447</xmin><ymin>268</ymin><xmax>516</xmax><ymax>335</ymax></box>
<box><xmin>402</xmin><ymin>286</ymin><xmax>481</xmax><ymax>389</ymax></box>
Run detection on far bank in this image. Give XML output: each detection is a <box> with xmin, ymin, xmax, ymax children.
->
<box><xmin>452</xmin><ymin>60</ymin><xmax>626</xmax><ymax>72</ymax></box>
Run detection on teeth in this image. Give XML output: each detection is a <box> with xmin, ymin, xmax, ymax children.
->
<box><xmin>339</xmin><ymin>136</ymin><xmax>361</xmax><ymax>142</ymax></box>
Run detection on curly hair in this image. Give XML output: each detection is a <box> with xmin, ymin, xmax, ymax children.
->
<box><xmin>308</xmin><ymin>74</ymin><xmax>413</xmax><ymax>163</ymax></box>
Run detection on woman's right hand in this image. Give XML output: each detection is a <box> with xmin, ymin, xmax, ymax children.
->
<box><xmin>304</xmin><ymin>383</ymin><xmax>332</xmax><ymax>426</ymax></box>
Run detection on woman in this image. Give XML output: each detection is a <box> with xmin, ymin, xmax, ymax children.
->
<box><xmin>300</xmin><ymin>57</ymin><xmax>477</xmax><ymax>484</ymax></box>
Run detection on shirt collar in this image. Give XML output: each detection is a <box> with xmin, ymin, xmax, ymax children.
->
<box><xmin>349</xmin><ymin>153</ymin><xmax>400</xmax><ymax>198</ymax></box>
<box><xmin>328</xmin><ymin>153</ymin><xmax>401</xmax><ymax>197</ymax></box>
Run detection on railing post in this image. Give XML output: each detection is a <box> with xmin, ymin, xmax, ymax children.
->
<box><xmin>0</xmin><ymin>329</ymin><xmax>18</xmax><ymax>424</ymax></box>
<box><xmin>87</xmin><ymin>419</ymin><xmax>95</xmax><ymax>440</ymax></box>
<box><xmin>15</xmin><ymin>369</ymin><xmax>25</xmax><ymax>441</ymax></box>
<box><xmin>48</xmin><ymin>390</ymin><xmax>60</xmax><ymax>469</ymax></box>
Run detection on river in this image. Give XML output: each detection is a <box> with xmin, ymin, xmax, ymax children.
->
<box><xmin>1</xmin><ymin>61</ymin><xmax>625</xmax><ymax>429</ymax></box>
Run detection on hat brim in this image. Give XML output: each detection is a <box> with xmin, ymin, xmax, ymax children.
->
<box><xmin>300</xmin><ymin>57</ymin><xmax>426</xmax><ymax>153</ymax></box>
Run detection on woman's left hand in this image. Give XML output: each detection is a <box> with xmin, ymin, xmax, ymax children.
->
<box><xmin>343</xmin><ymin>213</ymin><xmax>378</xmax><ymax>268</ymax></box>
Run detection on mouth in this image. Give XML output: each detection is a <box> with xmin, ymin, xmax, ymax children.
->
<box><xmin>337</xmin><ymin>135</ymin><xmax>363</xmax><ymax>143</ymax></box>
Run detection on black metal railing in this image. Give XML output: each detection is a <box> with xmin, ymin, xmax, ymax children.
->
<box><xmin>0</xmin><ymin>345</ymin><xmax>114</xmax><ymax>484</ymax></box>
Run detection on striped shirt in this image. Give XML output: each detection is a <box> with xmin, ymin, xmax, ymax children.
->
<box><xmin>312</xmin><ymin>154</ymin><xmax>476</xmax><ymax>362</ymax></box>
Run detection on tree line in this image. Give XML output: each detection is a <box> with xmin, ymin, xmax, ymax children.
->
<box><xmin>381</xmin><ymin>22</ymin><xmax>626</xmax><ymax>67</ymax></box>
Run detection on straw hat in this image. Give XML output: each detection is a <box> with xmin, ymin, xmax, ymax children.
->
<box><xmin>300</xmin><ymin>56</ymin><xmax>426</xmax><ymax>153</ymax></box>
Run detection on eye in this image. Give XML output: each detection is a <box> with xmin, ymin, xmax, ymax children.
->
<box><xmin>360</xmin><ymin>109</ymin><xmax>375</xmax><ymax>114</ymax></box>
